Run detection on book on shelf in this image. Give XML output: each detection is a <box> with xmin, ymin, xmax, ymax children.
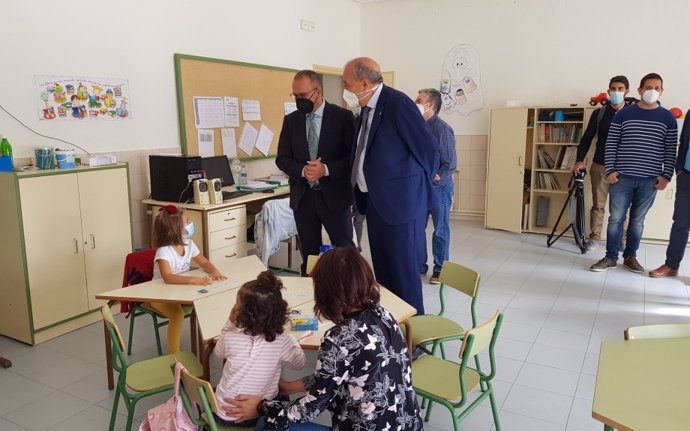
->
<box><xmin>535</xmin><ymin>196</ymin><xmax>550</xmax><ymax>227</ymax></box>
<box><xmin>522</xmin><ymin>203</ymin><xmax>530</xmax><ymax>230</ymax></box>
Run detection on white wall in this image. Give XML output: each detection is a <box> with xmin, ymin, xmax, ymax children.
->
<box><xmin>0</xmin><ymin>0</ymin><xmax>361</xmax><ymax>157</ymax></box>
<box><xmin>361</xmin><ymin>0</ymin><xmax>690</xmax><ymax>135</ymax></box>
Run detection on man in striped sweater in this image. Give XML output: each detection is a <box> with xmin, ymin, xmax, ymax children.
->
<box><xmin>590</xmin><ymin>73</ymin><xmax>678</xmax><ymax>273</ymax></box>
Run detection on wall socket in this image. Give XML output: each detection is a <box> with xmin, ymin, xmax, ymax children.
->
<box><xmin>300</xmin><ymin>19</ymin><xmax>315</xmax><ymax>32</ymax></box>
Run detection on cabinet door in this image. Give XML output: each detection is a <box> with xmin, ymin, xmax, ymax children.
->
<box><xmin>485</xmin><ymin>108</ymin><xmax>528</xmax><ymax>232</ymax></box>
<box><xmin>78</xmin><ymin>168</ymin><xmax>133</xmax><ymax>309</ymax></box>
<box><xmin>19</xmin><ymin>174</ymin><xmax>89</xmax><ymax>329</ymax></box>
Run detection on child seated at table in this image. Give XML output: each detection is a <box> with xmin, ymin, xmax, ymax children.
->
<box><xmin>214</xmin><ymin>270</ymin><xmax>306</xmax><ymax>427</ymax></box>
<box><xmin>151</xmin><ymin>204</ymin><xmax>226</xmax><ymax>353</ymax></box>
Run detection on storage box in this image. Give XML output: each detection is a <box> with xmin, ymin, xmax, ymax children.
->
<box><xmin>83</xmin><ymin>155</ymin><xmax>117</xmax><ymax>166</ymax></box>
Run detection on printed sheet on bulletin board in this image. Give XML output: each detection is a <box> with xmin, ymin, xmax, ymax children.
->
<box><xmin>174</xmin><ymin>53</ymin><xmax>298</xmax><ymax>160</ymax></box>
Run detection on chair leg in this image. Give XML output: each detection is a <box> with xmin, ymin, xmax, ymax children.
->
<box><xmin>487</xmin><ymin>383</ymin><xmax>501</xmax><ymax>431</ymax></box>
<box><xmin>104</xmin><ymin>321</ymin><xmax>114</xmax><ymax>390</ymax></box>
<box><xmin>109</xmin><ymin>386</ymin><xmax>122</xmax><ymax>431</ymax></box>
<box><xmin>127</xmin><ymin>312</ymin><xmax>136</xmax><ymax>355</ymax></box>
<box><xmin>424</xmin><ymin>399</ymin><xmax>435</xmax><ymax>422</ymax></box>
<box><xmin>439</xmin><ymin>342</ymin><xmax>447</xmax><ymax>360</ymax></box>
<box><xmin>421</xmin><ymin>397</ymin><xmax>428</xmax><ymax>409</ymax></box>
<box><xmin>474</xmin><ymin>355</ymin><xmax>487</xmax><ymax>392</ymax></box>
<box><xmin>190</xmin><ymin>310</ymin><xmax>197</xmax><ymax>356</ymax></box>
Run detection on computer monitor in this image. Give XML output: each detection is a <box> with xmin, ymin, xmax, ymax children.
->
<box><xmin>201</xmin><ymin>156</ymin><xmax>234</xmax><ymax>187</ymax></box>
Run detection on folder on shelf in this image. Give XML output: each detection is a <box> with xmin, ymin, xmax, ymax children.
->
<box><xmin>535</xmin><ymin>196</ymin><xmax>550</xmax><ymax>227</ymax></box>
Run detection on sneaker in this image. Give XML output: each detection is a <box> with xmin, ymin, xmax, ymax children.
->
<box><xmin>590</xmin><ymin>257</ymin><xmax>617</xmax><ymax>272</ymax></box>
<box><xmin>623</xmin><ymin>256</ymin><xmax>645</xmax><ymax>274</ymax></box>
<box><xmin>585</xmin><ymin>238</ymin><xmax>597</xmax><ymax>251</ymax></box>
<box><xmin>429</xmin><ymin>272</ymin><xmax>441</xmax><ymax>284</ymax></box>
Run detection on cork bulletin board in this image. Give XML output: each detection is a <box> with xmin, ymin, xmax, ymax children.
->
<box><xmin>174</xmin><ymin>53</ymin><xmax>298</xmax><ymax>159</ymax></box>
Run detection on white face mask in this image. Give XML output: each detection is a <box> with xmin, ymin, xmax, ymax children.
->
<box><xmin>642</xmin><ymin>89</ymin><xmax>660</xmax><ymax>104</ymax></box>
<box><xmin>417</xmin><ymin>103</ymin><xmax>429</xmax><ymax>117</ymax></box>
<box><xmin>342</xmin><ymin>89</ymin><xmax>360</xmax><ymax>108</ymax></box>
<box><xmin>342</xmin><ymin>84</ymin><xmax>380</xmax><ymax>109</ymax></box>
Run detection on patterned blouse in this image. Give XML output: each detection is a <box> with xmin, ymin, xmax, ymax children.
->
<box><xmin>260</xmin><ymin>304</ymin><xmax>422</xmax><ymax>431</ymax></box>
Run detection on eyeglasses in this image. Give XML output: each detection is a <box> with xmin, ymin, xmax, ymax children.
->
<box><xmin>290</xmin><ymin>87</ymin><xmax>318</xmax><ymax>100</ymax></box>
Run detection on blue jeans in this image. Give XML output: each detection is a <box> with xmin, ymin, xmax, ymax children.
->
<box><xmin>606</xmin><ymin>176</ymin><xmax>658</xmax><ymax>261</ymax></box>
<box><xmin>255</xmin><ymin>416</ymin><xmax>330</xmax><ymax>431</ymax></box>
<box><xmin>422</xmin><ymin>182</ymin><xmax>454</xmax><ymax>274</ymax></box>
<box><xmin>665</xmin><ymin>171</ymin><xmax>690</xmax><ymax>268</ymax></box>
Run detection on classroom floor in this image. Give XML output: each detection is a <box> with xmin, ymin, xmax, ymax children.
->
<box><xmin>1</xmin><ymin>220</ymin><xmax>689</xmax><ymax>431</ymax></box>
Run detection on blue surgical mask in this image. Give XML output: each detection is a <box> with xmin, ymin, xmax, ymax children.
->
<box><xmin>184</xmin><ymin>222</ymin><xmax>195</xmax><ymax>239</ymax></box>
<box><xmin>609</xmin><ymin>91</ymin><xmax>625</xmax><ymax>105</ymax></box>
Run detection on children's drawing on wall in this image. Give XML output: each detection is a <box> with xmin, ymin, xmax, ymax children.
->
<box><xmin>440</xmin><ymin>44</ymin><xmax>483</xmax><ymax>116</ymax></box>
<box><xmin>34</xmin><ymin>75</ymin><xmax>130</xmax><ymax>121</ymax></box>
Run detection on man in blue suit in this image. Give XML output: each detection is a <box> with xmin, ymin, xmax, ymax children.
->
<box><xmin>344</xmin><ymin>57</ymin><xmax>439</xmax><ymax>315</ymax></box>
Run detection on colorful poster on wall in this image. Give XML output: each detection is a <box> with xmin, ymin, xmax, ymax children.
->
<box><xmin>34</xmin><ymin>75</ymin><xmax>131</xmax><ymax>121</ymax></box>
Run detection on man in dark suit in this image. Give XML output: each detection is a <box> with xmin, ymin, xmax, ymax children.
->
<box><xmin>344</xmin><ymin>57</ymin><xmax>439</xmax><ymax>315</ymax></box>
<box><xmin>276</xmin><ymin>70</ymin><xmax>356</xmax><ymax>275</ymax></box>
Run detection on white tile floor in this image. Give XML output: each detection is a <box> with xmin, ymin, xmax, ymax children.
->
<box><xmin>1</xmin><ymin>220</ymin><xmax>689</xmax><ymax>430</ymax></box>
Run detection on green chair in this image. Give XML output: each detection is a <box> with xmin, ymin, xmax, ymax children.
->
<box><xmin>122</xmin><ymin>249</ymin><xmax>195</xmax><ymax>356</ymax></box>
<box><xmin>624</xmin><ymin>323</ymin><xmax>690</xmax><ymax>340</ymax></box>
<box><xmin>101</xmin><ymin>305</ymin><xmax>203</xmax><ymax>431</ymax></box>
<box><xmin>410</xmin><ymin>261</ymin><xmax>480</xmax><ymax>359</ymax></box>
<box><xmin>412</xmin><ymin>310</ymin><xmax>504</xmax><ymax>431</ymax></box>
<box><xmin>178</xmin><ymin>364</ymin><xmax>255</xmax><ymax>431</ymax></box>
<box><xmin>127</xmin><ymin>303</ymin><xmax>195</xmax><ymax>356</ymax></box>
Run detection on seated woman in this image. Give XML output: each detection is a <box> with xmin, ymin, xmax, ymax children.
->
<box><xmin>224</xmin><ymin>247</ymin><xmax>422</xmax><ymax>431</ymax></box>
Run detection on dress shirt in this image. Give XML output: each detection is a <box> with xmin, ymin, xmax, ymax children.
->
<box><xmin>355</xmin><ymin>84</ymin><xmax>383</xmax><ymax>192</ymax></box>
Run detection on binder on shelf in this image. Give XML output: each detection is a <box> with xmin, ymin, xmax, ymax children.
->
<box><xmin>535</xmin><ymin>196</ymin><xmax>550</xmax><ymax>227</ymax></box>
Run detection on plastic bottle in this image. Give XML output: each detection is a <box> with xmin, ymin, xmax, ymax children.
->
<box><xmin>230</xmin><ymin>157</ymin><xmax>241</xmax><ymax>185</ymax></box>
<box><xmin>0</xmin><ymin>135</ymin><xmax>13</xmax><ymax>168</ymax></box>
<box><xmin>239</xmin><ymin>163</ymin><xmax>248</xmax><ymax>185</ymax></box>
<box><xmin>319</xmin><ymin>244</ymin><xmax>335</xmax><ymax>255</ymax></box>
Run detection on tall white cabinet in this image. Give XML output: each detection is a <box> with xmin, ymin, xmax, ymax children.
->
<box><xmin>486</xmin><ymin>106</ymin><xmax>677</xmax><ymax>242</ymax></box>
<box><xmin>0</xmin><ymin>164</ymin><xmax>132</xmax><ymax>344</ymax></box>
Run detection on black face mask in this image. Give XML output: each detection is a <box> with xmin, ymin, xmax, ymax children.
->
<box><xmin>296</xmin><ymin>97</ymin><xmax>314</xmax><ymax>115</ymax></box>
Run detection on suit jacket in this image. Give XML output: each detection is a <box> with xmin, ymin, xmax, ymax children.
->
<box><xmin>276</xmin><ymin>101</ymin><xmax>356</xmax><ymax>212</ymax></box>
<box><xmin>354</xmin><ymin>85</ymin><xmax>439</xmax><ymax>225</ymax></box>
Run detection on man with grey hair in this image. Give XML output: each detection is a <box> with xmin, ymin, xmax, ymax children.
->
<box><xmin>416</xmin><ymin>88</ymin><xmax>457</xmax><ymax>284</ymax></box>
<box><xmin>344</xmin><ymin>57</ymin><xmax>439</xmax><ymax>315</ymax></box>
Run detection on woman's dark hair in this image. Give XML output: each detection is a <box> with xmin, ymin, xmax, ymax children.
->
<box><xmin>311</xmin><ymin>247</ymin><xmax>380</xmax><ymax>324</ymax></box>
<box><xmin>234</xmin><ymin>271</ymin><xmax>288</xmax><ymax>342</ymax></box>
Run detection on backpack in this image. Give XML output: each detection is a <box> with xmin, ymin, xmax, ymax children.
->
<box><xmin>139</xmin><ymin>363</ymin><xmax>196</xmax><ymax>431</ymax></box>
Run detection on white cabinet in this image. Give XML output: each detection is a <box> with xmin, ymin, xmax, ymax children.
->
<box><xmin>0</xmin><ymin>164</ymin><xmax>132</xmax><ymax>344</ymax></box>
<box><xmin>486</xmin><ymin>106</ymin><xmax>676</xmax><ymax>242</ymax></box>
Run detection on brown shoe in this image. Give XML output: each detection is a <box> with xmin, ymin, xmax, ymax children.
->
<box><xmin>623</xmin><ymin>256</ymin><xmax>645</xmax><ymax>274</ymax></box>
<box><xmin>649</xmin><ymin>264</ymin><xmax>679</xmax><ymax>278</ymax></box>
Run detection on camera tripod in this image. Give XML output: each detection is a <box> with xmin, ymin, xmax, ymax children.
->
<box><xmin>546</xmin><ymin>170</ymin><xmax>587</xmax><ymax>254</ymax></box>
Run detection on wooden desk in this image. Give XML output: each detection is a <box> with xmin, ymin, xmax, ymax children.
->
<box><xmin>96</xmin><ymin>255</ymin><xmax>266</xmax><ymax>388</ymax></box>
<box><xmin>144</xmin><ymin>186</ymin><xmax>289</xmax><ymax>261</ymax></box>
<box><xmin>593</xmin><ymin>338</ymin><xmax>690</xmax><ymax>430</ymax></box>
<box><xmin>194</xmin><ymin>280</ymin><xmax>417</xmax><ymax>379</ymax></box>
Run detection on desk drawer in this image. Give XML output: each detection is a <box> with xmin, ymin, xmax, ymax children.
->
<box><xmin>210</xmin><ymin>243</ymin><xmax>246</xmax><ymax>262</ymax></box>
<box><xmin>208</xmin><ymin>207</ymin><xmax>246</xmax><ymax>232</ymax></box>
<box><xmin>209</xmin><ymin>225</ymin><xmax>247</xmax><ymax>251</ymax></box>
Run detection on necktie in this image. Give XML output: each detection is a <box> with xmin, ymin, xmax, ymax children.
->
<box><xmin>351</xmin><ymin>106</ymin><xmax>371</xmax><ymax>186</ymax></box>
<box><xmin>307</xmin><ymin>113</ymin><xmax>319</xmax><ymax>160</ymax></box>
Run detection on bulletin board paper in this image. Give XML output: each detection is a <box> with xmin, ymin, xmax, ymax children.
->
<box><xmin>174</xmin><ymin>53</ymin><xmax>297</xmax><ymax>159</ymax></box>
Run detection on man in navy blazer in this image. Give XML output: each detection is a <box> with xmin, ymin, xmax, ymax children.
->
<box><xmin>344</xmin><ymin>57</ymin><xmax>439</xmax><ymax>315</ymax></box>
<box><xmin>276</xmin><ymin>70</ymin><xmax>356</xmax><ymax>275</ymax></box>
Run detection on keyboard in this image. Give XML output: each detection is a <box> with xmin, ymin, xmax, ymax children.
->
<box><xmin>222</xmin><ymin>190</ymin><xmax>253</xmax><ymax>201</ymax></box>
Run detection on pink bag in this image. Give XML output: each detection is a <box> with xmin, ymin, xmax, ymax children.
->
<box><xmin>139</xmin><ymin>362</ymin><xmax>196</xmax><ymax>431</ymax></box>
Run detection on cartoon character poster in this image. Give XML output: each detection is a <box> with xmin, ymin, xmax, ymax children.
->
<box><xmin>35</xmin><ymin>75</ymin><xmax>130</xmax><ymax>121</ymax></box>
<box><xmin>440</xmin><ymin>44</ymin><xmax>483</xmax><ymax>116</ymax></box>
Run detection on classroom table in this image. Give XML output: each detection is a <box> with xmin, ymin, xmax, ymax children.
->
<box><xmin>592</xmin><ymin>338</ymin><xmax>690</xmax><ymax>431</ymax></box>
<box><xmin>193</xmin><ymin>280</ymin><xmax>417</xmax><ymax>379</ymax></box>
<box><xmin>96</xmin><ymin>255</ymin><xmax>266</xmax><ymax>389</ymax></box>
<box><xmin>96</xmin><ymin>255</ymin><xmax>416</xmax><ymax>386</ymax></box>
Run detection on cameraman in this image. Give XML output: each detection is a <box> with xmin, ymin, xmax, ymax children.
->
<box><xmin>572</xmin><ymin>75</ymin><xmax>630</xmax><ymax>250</ymax></box>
